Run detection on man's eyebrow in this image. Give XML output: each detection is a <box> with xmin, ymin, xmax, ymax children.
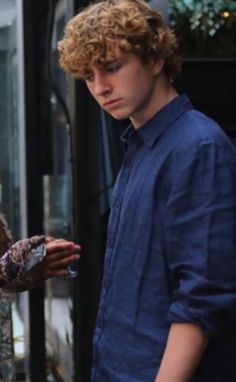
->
<box><xmin>102</xmin><ymin>57</ymin><xmax>120</xmax><ymax>66</ymax></box>
<box><xmin>81</xmin><ymin>57</ymin><xmax>121</xmax><ymax>76</ymax></box>
<box><xmin>80</xmin><ymin>69</ymin><xmax>93</xmax><ymax>79</ymax></box>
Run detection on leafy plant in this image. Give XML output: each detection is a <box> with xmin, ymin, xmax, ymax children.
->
<box><xmin>169</xmin><ymin>0</ymin><xmax>236</xmax><ymax>56</ymax></box>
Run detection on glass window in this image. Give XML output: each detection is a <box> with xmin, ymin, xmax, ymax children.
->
<box><xmin>0</xmin><ymin>0</ymin><xmax>22</xmax><ymax>237</ymax></box>
<box><xmin>43</xmin><ymin>2</ymin><xmax>75</xmax><ymax>380</ymax></box>
<box><xmin>0</xmin><ymin>0</ymin><xmax>27</xmax><ymax>380</ymax></box>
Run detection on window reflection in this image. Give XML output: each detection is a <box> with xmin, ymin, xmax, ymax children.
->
<box><xmin>0</xmin><ymin>0</ymin><xmax>21</xmax><ymax>238</ymax></box>
<box><xmin>0</xmin><ymin>1</ymin><xmax>26</xmax><ymax>380</ymax></box>
<box><xmin>43</xmin><ymin>3</ymin><xmax>74</xmax><ymax>380</ymax></box>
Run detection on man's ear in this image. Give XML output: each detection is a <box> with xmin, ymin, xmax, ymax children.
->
<box><xmin>153</xmin><ymin>58</ymin><xmax>165</xmax><ymax>75</ymax></box>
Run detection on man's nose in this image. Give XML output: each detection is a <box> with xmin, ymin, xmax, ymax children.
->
<box><xmin>93</xmin><ymin>73</ymin><xmax>111</xmax><ymax>96</ymax></box>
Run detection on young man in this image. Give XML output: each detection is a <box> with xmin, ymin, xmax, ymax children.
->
<box><xmin>58</xmin><ymin>0</ymin><xmax>236</xmax><ymax>381</ymax></box>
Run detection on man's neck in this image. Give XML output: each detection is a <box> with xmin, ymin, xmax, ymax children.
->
<box><xmin>131</xmin><ymin>72</ymin><xmax>178</xmax><ymax>129</ymax></box>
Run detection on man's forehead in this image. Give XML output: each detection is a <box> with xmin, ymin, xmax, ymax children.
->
<box><xmin>87</xmin><ymin>48</ymin><xmax>126</xmax><ymax>69</ymax></box>
<box><xmin>101</xmin><ymin>46</ymin><xmax>123</xmax><ymax>62</ymax></box>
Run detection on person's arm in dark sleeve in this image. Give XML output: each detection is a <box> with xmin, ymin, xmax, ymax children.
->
<box><xmin>156</xmin><ymin>141</ymin><xmax>236</xmax><ymax>381</ymax></box>
<box><xmin>0</xmin><ymin>236</ymin><xmax>81</xmax><ymax>291</ymax></box>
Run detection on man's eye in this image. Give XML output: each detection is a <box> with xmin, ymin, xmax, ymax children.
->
<box><xmin>106</xmin><ymin>63</ymin><xmax>120</xmax><ymax>72</ymax></box>
<box><xmin>83</xmin><ymin>73</ymin><xmax>94</xmax><ymax>81</ymax></box>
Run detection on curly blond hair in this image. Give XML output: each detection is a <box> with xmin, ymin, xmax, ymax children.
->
<box><xmin>58</xmin><ymin>0</ymin><xmax>181</xmax><ymax>80</ymax></box>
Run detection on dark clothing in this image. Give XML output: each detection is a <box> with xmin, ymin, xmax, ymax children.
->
<box><xmin>91</xmin><ymin>94</ymin><xmax>236</xmax><ymax>381</ymax></box>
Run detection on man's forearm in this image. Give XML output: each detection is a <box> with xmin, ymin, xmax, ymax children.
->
<box><xmin>155</xmin><ymin>323</ymin><xmax>208</xmax><ymax>382</ymax></box>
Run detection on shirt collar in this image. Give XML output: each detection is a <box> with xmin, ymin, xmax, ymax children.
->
<box><xmin>121</xmin><ymin>94</ymin><xmax>194</xmax><ymax>149</ymax></box>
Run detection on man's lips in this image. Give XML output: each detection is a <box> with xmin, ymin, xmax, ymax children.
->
<box><xmin>103</xmin><ymin>98</ymin><xmax>122</xmax><ymax>108</ymax></box>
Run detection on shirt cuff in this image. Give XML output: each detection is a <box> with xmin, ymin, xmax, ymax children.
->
<box><xmin>167</xmin><ymin>302</ymin><xmax>223</xmax><ymax>337</ymax></box>
<box><xmin>24</xmin><ymin>242</ymin><xmax>46</xmax><ymax>271</ymax></box>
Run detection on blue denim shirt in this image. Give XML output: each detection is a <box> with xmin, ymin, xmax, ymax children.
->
<box><xmin>91</xmin><ymin>94</ymin><xmax>236</xmax><ymax>381</ymax></box>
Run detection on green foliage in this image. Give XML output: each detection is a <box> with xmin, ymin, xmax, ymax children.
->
<box><xmin>169</xmin><ymin>0</ymin><xmax>236</xmax><ymax>56</ymax></box>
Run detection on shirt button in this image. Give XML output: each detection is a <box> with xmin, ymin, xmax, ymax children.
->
<box><xmin>114</xmin><ymin>198</ymin><xmax>120</xmax><ymax>208</ymax></box>
<box><xmin>107</xmin><ymin>238</ymin><xmax>113</xmax><ymax>248</ymax></box>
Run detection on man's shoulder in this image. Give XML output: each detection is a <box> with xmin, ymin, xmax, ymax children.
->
<box><xmin>162</xmin><ymin>109</ymin><xmax>236</xmax><ymax>179</ymax></box>
<box><xmin>173</xmin><ymin>108</ymin><xmax>234</xmax><ymax>151</ymax></box>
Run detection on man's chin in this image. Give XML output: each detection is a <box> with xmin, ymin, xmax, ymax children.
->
<box><xmin>107</xmin><ymin>111</ymin><xmax>130</xmax><ymax>120</ymax></box>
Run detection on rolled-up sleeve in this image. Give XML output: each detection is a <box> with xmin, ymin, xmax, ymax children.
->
<box><xmin>165</xmin><ymin>141</ymin><xmax>236</xmax><ymax>337</ymax></box>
